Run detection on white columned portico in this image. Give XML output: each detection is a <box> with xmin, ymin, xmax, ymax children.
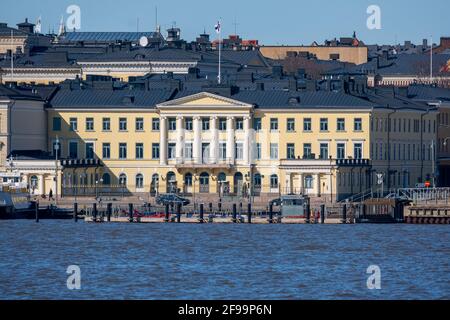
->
<box><xmin>210</xmin><ymin>116</ymin><xmax>218</xmax><ymax>164</ymax></box>
<box><xmin>160</xmin><ymin>116</ymin><xmax>168</xmax><ymax>165</ymax></box>
<box><xmin>176</xmin><ymin>116</ymin><xmax>184</xmax><ymax>163</ymax></box>
<box><xmin>243</xmin><ymin>116</ymin><xmax>251</xmax><ymax>165</ymax></box>
<box><xmin>226</xmin><ymin>117</ymin><xmax>235</xmax><ymax>164</ymax></box>
<box><xmin>193</xmin><ymin>116</ymin><xmax>202</xmax><ymax>164</ymax></box>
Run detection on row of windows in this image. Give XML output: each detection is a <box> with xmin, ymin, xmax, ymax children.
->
<box><xmin>57</xmin><ymin>141</ymin><xmax>364</xmax><ymax>161</ymax></box>
<box><xmin>370</xmin><ymin>142</ymin><xmax>434</xmax><ymax>161</ymax></box>
<box><xmin>371</xmin><ymin>117</ymin><xmax>436</xmax><ymax>134</ymax></box>
<box><xmin>52</xmin><ymin>116</ymin><xmax>364</xmax><ymax>133</ymax></box>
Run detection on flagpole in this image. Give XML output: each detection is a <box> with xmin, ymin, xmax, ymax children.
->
<box><xmin>430</xmin><ymin>36</ymin><xmax>433</xmax><ymax>84</ymax></box>
<box><xmin>11</xmin><ymin>30</ymin><xmax>13</xmax><ymax>82</ymax></box>
<box><xmin>218</xmin><ymin>21</ymin><xmax>222</xmax><ymax>85</ymax></box>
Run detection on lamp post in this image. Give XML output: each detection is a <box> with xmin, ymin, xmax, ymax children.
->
<box><xmin>54</xmin><ymin>136</ymin><xmax>60</xmax><ymax>206</ymax></box>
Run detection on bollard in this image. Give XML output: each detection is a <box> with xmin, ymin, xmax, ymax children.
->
<box><xmin>164</xmin><ymin>204</ymin><xmax>170</xmax><ymax>223</ymax></box>
<box><xmin>342</xmin><ymin>204</ymin><xmax>347</xmax><ymax>224</ymax></box>
<box><xmin>74</xmin><ymin>202</ymin><xmax>78</xmax><ymax>222</ymax></box>
<box><xmin>209</xmin><ymin>203</ymin><xmax>213</xmax><ymax>213</ymax></box>
<box><xmin>128</xmin><ymin>203</ymin><xmax>133</xmax><ymax>223</ymax></box>
<box><xmin>232</xmin><ymin>204</ymin><xmax>237</xmax><ymax>223</ymax></box>
<box><xmin>320</xmin><ymin>205</ymin><xmax>325</xmax><ymax>224</ymax></box>
<box><xmin>218</xmin><ymin>200</ymin><xmax>222</xmax><ymax>213</ymax></box>
<box><xmin>35</xmin><ymin>201</ymin><xmax>39</xmax><ymax>223</ymax></box>
<box><xmin>93</xmin><ymin>203</ymin><xmax>97</xmax><ymax>221</ymax></box>
<box><xmin>268</xmin><ymin>204</ymin><xmax>274</xmax><ymax>224</ymax></box>
<box><xmin>107</xmin><ymin>203</ymin><xmax>112</xmax><ymax>222</ymax></box>
<box><xmin>248</xmin><ymin>203</ymin><xmax>252</xmax><ymax>224</ymax></box>
<box><xmin>305</xmin><ymin>203</ymin><xmax>311</xmax><ymax>224</ymax></box>
<box><xmin>199</xmin><ymin>203</ymin><xmax>204</xmax><ymax>223</ymax></box>
<box><xmin>176</xmin><ymin>203</ymin><xmax>182</xmax><ymax>223</ymax></box>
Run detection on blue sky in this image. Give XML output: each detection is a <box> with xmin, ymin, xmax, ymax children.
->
<box><xmin>2</xmin><ymin>0</ymin><xmax>449</xmax><ymax>45</ymax></box>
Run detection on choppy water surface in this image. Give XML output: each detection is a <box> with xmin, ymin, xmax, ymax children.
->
<box><xmin>0</xmin><ymin>221</ymin><xmax>449</xmax><ymax>300</ymax></box>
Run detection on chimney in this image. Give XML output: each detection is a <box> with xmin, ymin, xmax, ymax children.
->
<box><xmin>440</xmin><ymin>37</ymin><xmax>450</xmax><ymax>50</ymax></box>
<box><xmin>422</xmin><ymin>39</ymin><xmax>428</xmax><ymax>48</ymax></box>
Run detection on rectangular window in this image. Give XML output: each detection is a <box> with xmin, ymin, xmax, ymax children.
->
<box><xmin>185</xmin><ymin>117</ymin><xmax>193</xmax><ymax>131</ymax></box>
<box><xmin>85</xmin><ymin>142</ymin><xmax>94</xmax><ymax>159</ymax></box>
<box><xmin>287</xmin><ymin>143</ymin><xmax>295</xmax><ymax>159</ymax></box>
<box><xmin>119</xmin><ymin>118</ymin><xmax>127</xmax><ymax>131</ymax></box>
<box><xmin>253</xmin><ymin>118</ymin><xmax>262</xmax><ymax>131</ymax></box>
<box><xmin>219</xmin><ymin>118</ymin><xmax>227</xmax><ymax>131</ymax></box>
<box><xmin>354</xmin><ymin>118</ymin><xmax>363</xmax><ymax>131</ymax></box>
<box><xmin>303</xmin><ymin>118</ymin><xmax>312</xmax><ymax>131</ymax></box>
<box><xmin>354</xmin><ymin>143</ymin><xmax>363</xmax><ymax>159</ymax></box>
<box><xmin>337</xmin><ymin>143</ymin><xmax>345</xmax><ymax>159</ymax></box>
<box><xmin>270</xmin><ymin>118</ymin><xmax>278</xmax><ymax>131</ymax></box>
<box><xmin>303</xmin><ymin>143</ymin><xmax>312</xmax><ymax>159</ymax></box>
<box><xmin>135</xmin><ymin>118</ymin><xmax>144</xmax><ymax>131</ymax></box>
<box><xmin>270</xmin><ymin>143</ymin><xmax>278</xmax><ymax>160</ymax></box>
<box><xmin>86</xmin><ymin>118</ymin><xmax>94</xmax><ymax>131</ymax></box>
<box><xmin>70</xmin><ymin>118</ymin><xmax>78</xmax><ymax>131</ymax></box>
<box><xmin>320</xmin><ymin>118</ymin><xmax>328</xmax><ymax>131</ymax></box>
<box><xmin>184</xmin><ymin>142</ymin><xmax>193</xmax><ymax>160</ymax></box>
<box><xmin>235</xmin><ymin>118</ymin><xmax>244</xmax><ymax>131</ymax></box>
<box><xmin>337</xmin><ymin>118</ymin><xmax>345</xmax><ymax>131</ymax></box>
<box><xmin>102</xmin><ymin>143</ymin><xmax>110</xmax><ymax>159</ymax></box>
<box><xmin>202</xmin><ymin>118</ymin><xmax>210</xmax><ymax>131</ymax></box>
<box><xmin>119</xmin><ymin>143</ymin><xmax>127</xmax><ymax>159</ymax></box>
<box><xmin>168</xmin><ymin>118</ymin><xmax>176</xmax><ymax>131</ymax></box>
<box><xmin>219</xmin><ymin>142</ymin><xmax>227</xmax><ymax>160</ymax></box>
<box><xmin>168</xmin><ymin>143</ymin><xmax>176</xmax><ymax>159</ymax></box>
<box><xmin>287</xmin><ymin>118</ymin><xmax>295</xmax><ymax>132</ymax></box>
<box><xmin>320</xmin><ymin>143</ymin><xmax>329</xmax><ymax>159</ymax></box>
<box><xmin>152</xmin><ymin>143</ymin><xmax>160</xmax><ymax>160</ymax></box>
<box><xmin>135</xmin><ymin>143</ymin><xmax>144</xmax><ymax>159</ymax></box>
<box><xmin>152</xmin><ymin>118</ymin><xmax>160</xmax><ymax>131</ymax></box>
<box><xmin>235</xmin><ymin>143</ymin><xmax>244</xmax><ymax>160</ymax></box>
<box><xmin>69</xmin><ymin>141</ymin><xmax>78</xmax><ymax>159</ymax></box>
<box><xmin>102</xmin><ymin>118</ymin><xmax>111</xmax><ymax>131</ymax></box>
<box><xmin>52</xmin><ymin>117</ymin><xmax>61</xmax><ymax>131</ymax></box>
<box><xmin>256</xmin><ymin>143</ymin><xmax>262</xmax><ymax>160</ymax></box>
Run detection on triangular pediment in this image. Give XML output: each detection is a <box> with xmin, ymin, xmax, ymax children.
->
<box><xmin>157</xmin><ymin>92</ymin><xmax>252</xmax><ymax>108</ymax></box>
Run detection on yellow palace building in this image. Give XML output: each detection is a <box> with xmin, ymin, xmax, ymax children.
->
<box><xmin>41</xmin><ymin>79</ymin><xmax>438</xmax><ymax>202</ymax></box>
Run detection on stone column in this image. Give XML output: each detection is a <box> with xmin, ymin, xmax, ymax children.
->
<box><xmin>39</xmin><ymin>175</ymin><xmax>44</xmax><ymax>195</ymax></box>
<box><xmin>243</xmin><ymin>116</ymin><xmax>251</xmax><ymax>165</ymax></box>
<box><xmin>210</xmin><ymin>116</ymin><xmax>218</xmax><ymax>164</ymax></box>
<box><xmin>193</xmin><ymin>116</ymin><xmax>202</xmax><ymax>164</ymax></box>
<box><xmin>159</xmin><ymin>116</ymin><xmax>167</xmax><ymax>165</ymax></box>
<box><xmin>176</xmin><ymin>116</ymin><xmax>184</xmax><ymax>164</ymax></box>
<box><xmin>226</xmin><ymin>117</ymin><xmax>235</xmax><ymax>164</ymax></box>
<box><xmin>315</xmin><ymin>173</ymin><xmax>321</xmax><ymax>197</ymax></box>
<box><xmin>298</xmin><ymin>173</ymin><xmax>304</xmax><ymax>194</ymax></box>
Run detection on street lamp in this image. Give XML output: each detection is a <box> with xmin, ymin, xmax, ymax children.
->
<box><xmin>54</xmin><ymin>136</ymin><xmax>60</xmax><ymax>206</ymax></box>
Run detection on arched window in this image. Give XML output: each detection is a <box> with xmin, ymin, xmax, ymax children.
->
<box><xmin>30</xmin><ymin>175</ymin><xmax>38</xmax><ymax>189</ymax></box>
<box><xmin>166</xmin><ymin>171</ymin><xmax>177</xmax><ymax>193</ymax></box>
<box><xmin>234</xmin><ymin>172</ymin><xmax>243</xmax><ymax>194</ymax></box>
<box><xmin>184</xmin><ymin>173</ymin><xmax>193</xmax><ymax>186</ymax></box>
<box><xmin>305</xmin><ymin>175</ymin><xmax>313</xmax><ymax>189</ymax></box>
<box><xmin>119</xmin><ymin>173</ymin><xmax>127</xmax><ymax>186</ymax></box>
<box><xmin>136</xmin><ymin>174</ymin><xmax>144</xmax><ymax>189</ymax></box>
<box><xmin>102</xmin><ymin>173</ymin><xmax>111</xmax><ymax>185</ymax></box>
<box><xmin>199</xmin><ymin>172</ymin><xmax>210</xmax><ymax>193</ymax></box>
<box><xmin>217</xmin><ymin>172</ymin><xmax>226</xmax><ymax>182</ymax></box>
<box><xmin>270</xmin><ymin>174</ymin><xmax>278</xmax><ymax>189</ymax></box>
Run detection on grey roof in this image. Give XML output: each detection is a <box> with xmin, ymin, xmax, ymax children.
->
<box><xmin>0</xmin><ymin>52</ymin><xmax>79</xmax><ymax>69</ymax></box>
<box><xmin>406</xmin><ymin>85</ymin><xmax>450</xmax><ymax>102</ymax></box>
<box><xmin>174</xmin><ymin>89</ymin><xmax>375</xmax><ymax>109</ymax></box>
<box><xmin>60</xmin><ymin>32</ymin><xmax>161</xmax><ymax>43</ymax></box>
<box><xmin>0</xmin><ymin>85</ymin><xmax>43</xmax><ymax>101</ymax></box>
<box><xmin>50</xmin><ymin>87</ymin><xmax>175</xmax><ymax>108</ymax></box>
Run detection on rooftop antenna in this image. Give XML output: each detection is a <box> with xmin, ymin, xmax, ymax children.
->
<box><xmin>137</xmin><ymin>17</ymin><xmax>139</xmax><ymax>33</ymax></box>
<box><xmin>155</xmin><ymin>6</ymin><xmax>158</xmax><ymax>31</ymax></box>
<box><xmin>232</xmin><ymin>17</ymin><xmax>239</xmax><ymax>36</ymax></box>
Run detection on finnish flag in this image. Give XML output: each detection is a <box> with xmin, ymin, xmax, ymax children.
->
<box><xmin>215</xmin><ymin>21</ymin><xmax>221</xmax><ymax>34</ymax></box>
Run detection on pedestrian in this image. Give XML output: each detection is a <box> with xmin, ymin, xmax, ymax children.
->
<box><xmin>49</xmin><ymin>189</ymin><xmax>53</xmax><ymax>200</ymax></box>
